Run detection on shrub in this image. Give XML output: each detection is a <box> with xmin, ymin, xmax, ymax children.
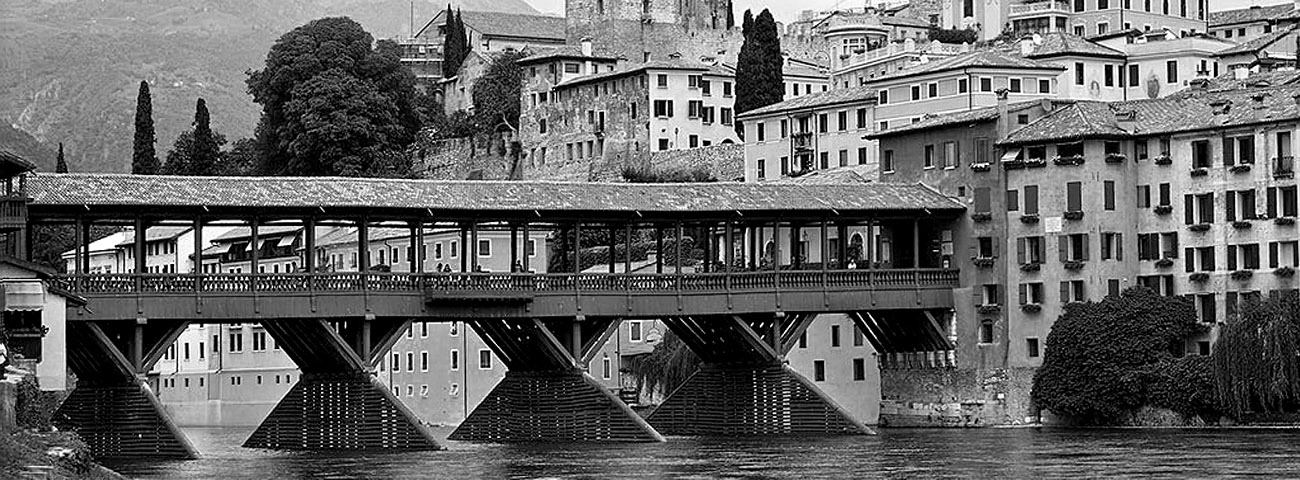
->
<box><xmin>1214</xmin><ymin>293</ymin><xmax>1300</xmax><ymax>419</ymax></box>
<box><xmin>928</xmin><ymin>27</ymin><xmax>977</xmax><ymax>44</ymax></box>
<box><xmin>1031</xmin><ymin>287</ymin><xmax>1199</xmax><ymax>422</ymax></box>
<box><xmin>1145</xmin><ymin>355</ymin><xmax>1220</xmax><ymax>419</ymax></box>
<box><xmin>15</xmin><ymin>376</ymin><xmax>58</xmax><ymax>432</ymax></box>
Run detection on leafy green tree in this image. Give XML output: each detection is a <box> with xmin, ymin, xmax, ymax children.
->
<box><xmin>220</xmin><ymin>138</ymin><xmax>259</xmax><ymax>176</ymax></box>
<box><xmin>163</xmin><ymin>99</ymin><xmax>224</xmax><ymax>176</ymax></box>
<box><xmin>928</xmin><ymin>28</ymin><xmax>977</xmax><ymax>44</ymax></box>
<box><xmin>55</xmin><ymin>143</ymin><xmax>67</xmax><ymax>173</ymax></box>
<box><xmin>1214</xmin><ymin>293</ymin><xmax>1300</xmax><ymax>419</ymax></box>
<box><xmin>733</xmin><ymin>9</ymin><xmax>783</xmax><ymax>137</ymax></box>
<box><xmin>624</xmin><ymin>331</ymin><xmax>699</xmax><ymax>401</ymax></box>
<box><xmin>247</xmin><ymin>17</ymin><xmax>419</xmax><ymax>177</ymax></box>
<box><xmin>1031</xmin><ymin>287</ymin><xmax>1201</xmax><ymax>422</ymax></box>
<box><xmin>132</xmin><ymin>80</ymin><xmax>158</xmax><ymax>174</ymax></box>
<box><xmin>472</xmin><ymin>51</ymin><xmax>528</xmax><ymax>133</ymax></box>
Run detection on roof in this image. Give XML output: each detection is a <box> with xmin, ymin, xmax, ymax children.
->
<box><xmin>881</xmin><ymin>16</ymin><xmax>931</xmax><ymax>28</ymax></box>
<box><xmin>1203</xmin><ymin>69</ymin><xmax>1300</xmax><ymax>90</ymax></box>
<box><xmin>417</xmin><ymin>10</ymin><xmax>565</xmax><ymax>41</ymax></box>
<box><xmin>1086</xmin><ymin>28</ymin><xmax>1142</xmax><ymax>42</ymax></box>
<box><xmin>1024</xmin><ymin>33</ymin><xmax>1126</xmax><ymax>59</ymax></box>
<box><xmin>1216</xmin><ymin>24</ymin><xmax>1298</xmax><ymax>56</ymax></box>
<box><xmin>517</xmin><ymin>45</ymin><xmax>621</xmax><ymax>64</ymax></box>
<box><xmin>1000</xmin><ymin>85</ymin><xmax>1300</xmax><ymax>146</ymax></box>
<box><xmin>1208</xmin><ymin>3</ymin><xmax>1297</xmax><ymax>27</ymax></box>
<box><xmin>26</xmin><ymin>174</ymin><xmax>965</xmax><ymax>218</ymax></box>
<box><xmin>0</xmin><ymin>150</ymin><xmax>37</xmax><ymax>178</ymax></box>
<box><xmin>865</xmin><ymin>100</ymin><xmax>1051</xmax><ymax>139</ymax></box>
<box><xmin>116</xmin><ymin>226</ymin><xmax>192</xmax><ymax>247</ymax></box>
<box><xmin>554</xmin><ymin>60</ymin><xmax>729</xmax><ymax>89</ymax></box>
<box><xmin>737</xmin><ymin>86</ymin><xmax>877</xmax><ymax>119</ymax></box>
<box><xmin>212</xmin><ymin>225</ymin><xmax>302</xmax><ymax>243</ymax></box>
<box><xmin>772</xmin><ymin>164</ymin><xmax>879</xmax><ymax>184</ymax></box>
<box><xmin>869</xmin><ymin>48</ymin><xmax>1065</xmax><ymax>84</ymax></box>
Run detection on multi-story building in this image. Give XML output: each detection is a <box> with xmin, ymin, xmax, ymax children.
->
<box><xmin>564</xmin><ymin>0</ymin><xmax>741</xmax><ymax>64</ymax></box>
<box><xmin>741</xmin><ymin>88</ymin><xmax>880</xmax><ymax>181</ymax></box>
<box><xmin>401</xmin><ymin>10</ymin><xmax>566</xmax><ymax>87</ymax></box>
<box><xmin>865</xmin><ymin>80</ymin><xmax>1300</xmax><ymax>423</ymax></box>
<box><xmin>1213</xmin><ymin>26</ymin><xmax>1299</xmax><ymax>73</ymax></box>
<box><xmin>949</xmin><ymin>0</ymin><xmax>1207</xmax><ymax>41</ymax></box>
<box><xmin>1208</xmin><ymin>1</ymin><xmax>1299</xmax><ymax>43</ymax></box>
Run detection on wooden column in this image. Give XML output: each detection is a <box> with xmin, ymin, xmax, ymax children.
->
<box><xmin>358</xmin><ymin>218</ymin><xmax>370</xmax><ymax>271</ymax></box>
<box><xmin>704</xmin><ymin>225</ymin><xmax>714</xmax><ymax>273</ymax></box>
<box><xmin>193</xmin><ymin>217</ymin><xmax>204</xmax><ymax>292</ymax></box>
<box><xmin>304</xmin><ymin>218</ymin><xmax>316</xmax><ymax>273</ymax></box>
<box><xmin>409</xmin><ymin>222</ymin><xmax>420</xmax><ymax>273</ymax></box>
<box><xmin>912</xmin><ymin>219</ymin><xmax>920</xmax><ymax>269</ymax></box>
<box><xmin>469</xmin><ymin>221</ymin><xmax>479</xmax><ymax>271</ymax></box>
<box><xmin>866</xmin><ymin>219</ymin><xmax>875</xmax><ymax>269</ymax></box>
<box><xmin>250</xmin><ymin>218</ymin><xmax>261</xmax><ymax>275</ymax></box>
<box><xmin>608</xmin><ymin>225</ymin><xmax>617</xmax><ymax>273</ymax></box>
<box><xmin>73</xmin><ymin>217</ymin><xmax>85</xmax><ymax>275</ymax></box>
<box><xmin>80</xmin><ymin>219</ymin><xmax>92</xmax><ymax>274</ymax></box>
<box><xmin>624</xmin><ymin>223</ymin><xmax>633</xmax><ymax>274</ymax></box>
<box><xmin>510</xmin><ymin>224</ymin><xmax>519</xmax><ymax>271</ymax></box>
<box><xmin>773</xmin><ymin>219</ymin><xmax>782</xmax><ymax>289</ymax></box>
<box><xmin>458</xmin><ymin>225</ymin><xmax>467</xmax><ymax>272</ymax></box>
<box><xmin>574</xmin><ymin>222</ymin><xmax>582</xmax><ymax>273</ymax></box>
<box><xmin>837</xmin><ymin>223</ymin><xmax>849</xmax><ymax>269</ymax></box>
<box><xmin>790</xmin><ymin>223</ymin><xmax>801</xmax><ymax>269</ymax></box>
<box><xmin>521</xmin><ymin>222</ymin><xmax>531</xmax><ymax>272</ymax></box>
<box><xmin>724</xmin><ymin>220</ymin><xmax>734</xmax><ymax>273</ymax></box>
<box><xmin>674</xmin><ymin>221</ymin><xmax>684</xmax><ymax>275</ymax></box>
<box><xmin>134</xmin><ymin>217</ymin><xmax>146</xmax><ymax>275</ymax></box>
<box><xmin>820</xmin><ymin>219</ymin><xmax>829</xmax><ymax>273</ymax></box>
<box><xmin>655</xmin><ymin>227</ymin><xmax>664</xmax><ymax>274</ymax></box>
<box><xmin>414</xmin><ymin>222</ymin><xmax>425</xmax><ymax>273</ymax></box>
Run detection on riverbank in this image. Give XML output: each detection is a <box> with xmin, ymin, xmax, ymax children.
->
<box><xmin>1</xmin><ymin>430</ymin><xmax>127</xmax><ymax>480</ymax></box>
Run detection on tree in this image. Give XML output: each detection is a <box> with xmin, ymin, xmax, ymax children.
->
<box><xmin>162</xmin><ymin>99</ymin><xmax>224</xmax><ymax>176</ymax></box>
<box><xmin>55</xmin><ymin>143</ymin><xmax>67</xmax><ymax>173</ymax></box>
<box><xmin>442</xmin><ymin>7</ymin><xmax>469</xmax><ymax>78</ymax></box>
<box><xmin>247</xmin><ymin>17</ymin><xmax>419</xmax><ymax>177</ymax></box>
<box><xmin>220</xmin><ymin>138</ymin><xmax>259</xmax><ymax>176</ymax></box>
<box><xmin>742</xmin><ymin>9</ymin><xmax>753</xmax><ymax>39</ymax></box>
<box><xmin>1031</xmin><ymin>287</ymin><xmax>1202</xmax><ymax>423</ymax></box>
<box><xmin>726</xmin><ymin>0</ymin><xmax>735</xmax><ymax>30</ymax></box>
<box><xmin>132</xmin><ymin>80</ymin><xmax>158</xmax><ymax>174</ymax></box>
<box><xmin>928</xmin><ymin>28</ymin><xmax>977</xmax><ymax>44</ymax></box>
<box><xmin>472</xmin><ymin>51</ymin><xmax>528</xmax><ymax>133</ymax></box>
<box><xmin>733</xmin><ymin>9</ymin><xmax>783</xmax><ymax>137</ymax></box>
<box><xmin>1214</xmin><ymin>293</ymin><xmax>1300</xmax><ymax>419</ymax></box>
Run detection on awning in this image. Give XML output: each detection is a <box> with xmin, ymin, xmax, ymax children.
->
<box><xmin>2</xmin><ymin>281</ymin><xmax>46</xmax><ymax>312</ymax></box>
<box><xmin>277</xmin><ymin>236</ymin><xmax>296</xmax><ymax>248</ymax></box>
<box><xmin>1000</xmin><ymin>150</ymin><xmax>1021</xmax><ymax>163</ymax></box>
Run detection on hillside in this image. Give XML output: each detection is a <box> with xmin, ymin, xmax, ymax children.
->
<box><xmin>0</xmin><ymin>0</ymin><xmax>542</xmax><ymax>173</ymax></box>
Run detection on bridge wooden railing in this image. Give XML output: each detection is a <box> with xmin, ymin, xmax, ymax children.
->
<box><xmin>51</xmin><ymin>269</ymin><xmax>960</xmax><ymax>296</ymax></box>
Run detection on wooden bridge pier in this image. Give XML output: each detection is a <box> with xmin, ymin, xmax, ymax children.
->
<box><xmin>54</xmin><ymin>320</ymin><xmax>198</xmax><ymax>459</ymax></box>
<box><xmin>243</xmin><ymin>318</ymin><xmax>442</xmax><ymax>451</ymax></box>
<box><xmin>647</xmin><ymin>314</ymin><xmax>872</xmax><ymax>436</ymax></box>
<box><xmin>450</xmin><ymin>317</ymin><xmax>664</xmax><ymax>443</ymax></box>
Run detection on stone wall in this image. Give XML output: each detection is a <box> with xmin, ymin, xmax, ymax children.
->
<box><xmin>0</xmin><ymin>379</ymin><xmax>15</xmax><ymax>433</ymax></box>
<box><xmin>647</xmin><ymin>143</ymin><xmax>744</xmax><ymax>181</ymax></box>
<box><xmin>878</xmin><ymin>366</ymin><xmax>1037</xmax><ymax>427</ymax></box>
<box><xmin>410</xmin><ymin>134</ymin><xmax>518</xmax><ymax>181</ymax></box>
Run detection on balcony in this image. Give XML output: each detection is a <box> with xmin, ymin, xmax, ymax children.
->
<box><xmin>1009</xmin><ymin>1</ymin><xmax>1071</xmax><ymax>17</ymax></box>
<box><xmin>0</xmin><ymin>195</ymin><xmax>27</xmax><ymax>232</ymax></box>
<box><xmin>792</xmin><ymin>132</ymin><xmax>814</xmax><ymax>152</ymax></box>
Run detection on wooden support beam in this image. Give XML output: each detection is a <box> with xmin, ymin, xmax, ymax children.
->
<box><xmin>522</xmin><ymin>221</ymin><xmax>531</xmax><ymax>272</ymax></box>
<box><xmin>581</xmin><ymin>318</ymin><xmax>621</xmax><ymax>365</ymax></box>
<box><xmin>655</xmin><ymin>227</ymin><xmax>664</xmax><ymax>274</ymax></box>
<box><xmin>728</xmin><ymin>315</ymin><xmax>780</xmax><ymax>363</ymax></box>
<box><xmin>510</xmin><ymin>224</ymin><xmax>519</xmax><ymax>271</ymax></box>
<box><xmin>470</xmin><ymin>221</ymin><xmax>479</xmax><ymax>271</ymax></box>
<box><xmin>134</xmin><ymin>217</ymin><xmax>146</xmax><ymax>275</ymax></box>
<box><xmin>459</xmin><ymin>224</ymin><xmax>467</xmax><ymax>272</ymax></box>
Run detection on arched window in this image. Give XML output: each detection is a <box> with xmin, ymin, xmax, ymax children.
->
<box><xmin>979</xmin><ymin>320</ymin><xmax>994</xmax><ymax>344</ymax></box>
<box><xmin>850</xmin><ymin>233</ymin><xmax>865</xmax><ymax>262</ymax></box>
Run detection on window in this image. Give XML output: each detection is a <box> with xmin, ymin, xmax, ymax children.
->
<box><xmin>756</xmin><ymin>159</ymin><xmax>766</xmax><ymax>180</ymax></box>
<box><xmin>910</xmin><ymin>85</ymin><xmax>921</xmax><ymax>101</ymax></box>
<box><xmin>1101</xmin><ymin>232</ymin><xmax>1123</xmax><ymax>260</ymax></box>
<box><xmin>1269</xmin><ymin>241</ymin><xmax>1300</xmax><ymax>268</ymax></box>
<box><xmin>1039</xmin><ymin>79</ymin><xmax>1050</xmax><ymax>93</ymax></box>
<box><xmin>878</xmin><ymin>89</ymin><xmax>889</xmax><ymax>104</ymax></box>
<box><xmin>629</xmin><ymin>320</ymin><xmax>643</xmax><ymax>342</ymax></box>
<box><xmin>1226</xmin><ymin>189</ymin><xmax>1258</xmax><ymax>221</ymax></box>
<box><xmin>1185</xmin><ymin>192</ymin><xmax>1215</xmax><ymax>224</ymax></box>
<box><xmin>837</xmin><ymin>111</ymin><xmax>847</xmax><ymax>131</ymax></box>
<box><xmin>924</xmin><ymin>145</ymin><xmax>935</xmax><ymax>168</ymax></box>
<box><xmin>857</xmin><ymin>147</ymin><xmax>868</xmax><ymax>165</ymax></box>
<box><xmin>1227</xmin><ymin>243</ymin><xmax>1261</xmax><ymax>271</ymax></box>
<box><xmin>882</xmin><ymin>150</ymin><xmax>894</xmax><ymax>172</ymax></box>
<box><xmin>1224</xmin><ymin>134</ymin><xmax>1255</xmax><ymax>166</ymax></box>
<box><xmin>1191</xmin><ymin>139</ymin><xmax>1212</xmax><ymax>168</ymax></box>
<box><xmin>450</xmin><ymin>349</ymin><xmax>459</xmax><ymax>370</ymax></box>
<box><xmin>820</xmin><ymin>152</ymin><xmax>829</xmax><ymax>169</ymax></box>
<box><xmin>1024</xmin><ymin>185</ymin><xmax>1039</xmax><ymax>215</ymax></box>
<box><xmin>564</xmin><ymin>63</ymin><xmax>580</xmax><ymax>74</ymax></box>
<box><xmin>1128</xmin><ymin>64</ymin><xmax>1140</xmax><ymax>87</ymax></box>
<box><xmin>1027</xmin><ymin>338</ymin><xmax>1041</xmax><ymax>358</ymax></box>
<box><xmin>406</xmin><ymin>352</ymin><xmax>414</xmax><ymax>371</ymax></box>
<box><xmin>724</xmin><ymin>81</ymin><xmax>732</xmax><ymax>96</ymax></box>
<box><xmin>979</xmin><ymin>321</ymin><xmax>994</xmax><ymax>344</ymax></box>
<box><xmin>974</xmin><ymin>187</ymin><xmax>992</xmax><ymax>214</ymax></box>
<box><xmin>836</xmin><ymin>150</ymin><xmax>846</xmax><ymax>167</ymax></box>
<box><xmin>1060</xmin><ymin>233</ymin><xmax>1090</xmax><ymax>262</ymax></box>
<box><xmin>856</xmin><ymin>108</ymin><xmax>867</xmax><ymax>129</ymax></box>
<box><xmin>943</xmin><ymin>141</ymin><xmax>959</xmax><ymax>168</ymax></box>
<box><xmin>1138</xmin><ymin>185</ymin><xmax>1151</xmax><ymax>208</ymax></box>
<box><xmin>813</xmin><ymin>360</ymin><xmax>826</xmax><ymax>381</ymax></box>
<box><xmin>721</xmin><ymin>108</ymin><xmax>733</xmax><ymax>126</ymax></box>
<box><xmin>757</xmin><ymin>123</ymin><xmax>765</xmax><ymax>142</ymax></box>
<box><xmin>1104</xmin><ymin>65</ymin><xmax>1114</xmax><ymax>87</ymax></box>
<box><xmin>1017</xmin><ymin>114</ymin><xmax>1029</xmax><ymax>125</ymax></box>
<box><xmin>391</xmin><ymin>352</ymin><xmax>399</xmax><ymax>370</ymax></box>
<box><xmin>229</xmin><ymin>332</ymin><xmax>243</xmax><ymax>353</ymax></box>
<box><xmin>1268</xmin><ymin>186</ymin><xmax>1299</xmax><ymax>218</ymax></box>
<box><xmin>1007</xmin><ymin>189</ymin><xmax>1019</xmax><ymax>211</ymax></box>
<box><xmin>1019</xmin><ymin>282</ymin><xmax>1044</xmax><ymax>305</ymax></box>
<box><xmin>799</xmin><ymin>332</ymin><xmax>807</xmax><ymax>348</ymax></box>
<box><xmin>656</xmin><ymin>74</ymin><xmax>668</xmax><ymax>87</ymax></box>
<box><xmin>818</xmin><ymin>114</ymin><xmax>828</xmax><ymax>133</ymax></box>
<box><xmin>478</xmin><ymin>349</ymin><xmax>492</xmax><ymax>369</ymax></box>
<box><xmin>977</xmin><ymin>237</ymin><xmax>996</xmax><ymax>259</ymax></box>
<box><xmin>1009</xmin><ymin>78</ymin><xmax>1021</xmax><ymax>93</ymax></box>
<box><xmin>853</xmin><ymin>325</ymin><xmax>865</xmax><ymax>347</ymax></box>
<box><xmin>1103</xmin><ymin>180</ymin><xmax>1115</xmax><ymax>210</ymax></box>
<box><xmin>1074</xmin><ymin>63</ymin><xmax>1085</xmax><ymax>85</ymax></box>
<box><xmin>981</xmin><ymin>284</ymin><xmax>1001</xmax><ymax>306</ymax></box>
<box><xmin>658</xmin><ymin>139</ymin><xmax>670</xmax><ymax>151</ymax></box>
<box><xmin>653</xmin><ymin>100</ymin><xmax>673</xmax><ymax>118</ymax></box>
<box><xmin>979</xmin><ymin>77</ymin><xmax>992</xmax><ymax>92</ymax></box>
<box><xmin>602</xmin><ymin>354</ymin><xmax>611</xmax><ymax>379</ymax></box>
<box><xmin>1166</xmin><ymin>60</ymin><xmax>1178</xmax><ymax>83</ymax></box>
<box><xmin>852</xmin><ymin>358</ymin><xmax>865</xmax><ymax>381</ymax></box>
<box><xmin>1185</xmin><ymin>246</ymin><xmax>1217</xmax><ymax>272</ymax></box>
<box><xmin>1060</xmin><ymin>280</ymin><xmax>1086</xmax><ymax>303</ymax></box>
<box><xmin>959</xmin><ymin>78</ymin><xmax>969</xmax><ymax>93</ymax></box>
<box><xmin>830</xmin><ymin>325</ymin><xmax>841</xmax><ymax>347</ymax></box>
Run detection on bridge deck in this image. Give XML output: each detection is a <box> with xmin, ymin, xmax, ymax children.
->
<box><xmin>56</xmin><ymin>269</ymin><xmax>957</xmax><ymax>321</ymax></box>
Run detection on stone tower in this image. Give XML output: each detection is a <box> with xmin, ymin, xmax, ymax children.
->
<box><xmin>566</xmin><ymin>0</ymin><xmax>742</xmax><ymax>63</ymax></box>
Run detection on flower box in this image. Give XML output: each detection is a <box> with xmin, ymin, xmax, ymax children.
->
<box><xmin>1275</xmin><ymin>266</ymin><xmax>1296</xmax><ymax>278</ymax></box>
<box><xmin>1020</xmin><ymin>214</ymin><xmax>1040</xmax><ymax>224</ymax></box>
<box><xmin>1154</xmin><ymin>154</ymin><xmax>1173</xmax><ymax>165</ymax></box>
<box><xmin>1003</xmin><ymin>159</ymin><xmax>1026</xmax><ymax>170</ymax></box>
<box><xmin>1276</xmin><ymin>217</ymin><xmax>1296</xmax><ymax>226</ymax></box>
<box><xmin>1232</xmin><ymin>220</ymin><xmax>1252</xmax><ymax>229</ymax></box>
<box><xmin>1189</xmin><ymin>272</ymin><xmax>1210</xmax><ymax>282</ymax></box>
<box><xmin>970</xmin><ymin>162</ymin><xmax>992</xmax><ymax>172</ymax></box>
<box><xmin>1020</xmin><ymin>262</ymin><xmax>1041</xmax><ymax>272</ymax></box>
<box><xmin>1229</xmin><ymin>164</ymin><xmax>1252</xmax><ymax>174</ymax></box>
<box><xmin>1105</xmin><ymin>153</ymin><xmax>1127</xmax><ymax>163</ymax></box>
<box><xmin>1231</xmin><ymin>270</ymin><xmax>1254</xmax><ymax>281</ymax></box>
<box><xmin>971</xmin><ymin>212</ymin><xmax>993</xmax><ymax>223</ymax></box>
<box><xmin>1025</xmin><ymin>158</ymin><xmax>1048</xmax><ymax>168</ymax></box>
<box><xmin>1189</xmin><ymin>223</ymin><xmax>1211</xmax><ymax>232</ymax></box>
<box><xmin>1153</xmin><ymin>205</ymin><xmax>1173</xmax><ymax>215</ymax></box>
<box><xmin>1053</xmin><ymin>155</ymin><xmax>1085</xmax><ymax>166</ymax></box>
<box><xmin>1020</xmin><ymin>303</ymin><xmax>1042</xmax><ymax>313</ymax></box>
<box><xmin>1276</xmin><ymin>170</ymin><xmax>1296</xmax><ymax>180</ymax></box>
<box><xmin>1063</xmin><ymin>260</ymin><xmax>1085</xmax><ymax>271</ymax></box>
<box><xmin>973</xmin><ymin>257</ymin><xmax>996</xmax><ymax>268</ymax></box>
<box><xmin>977</xmin><ymin>305</ymin><xmax>1002</xmax><ymax>315</ymax></box>
<box><xmin>1190</xmin><ymin>167</ymin><xmax>1209</xmax><ymax>177</ymax></box>
<box><xmin>1063</xmin><ymin>211</ymin><xmax>1084</xmax><ymax>221</ymax></box>
<box><xmin>1155</xmin><ymin>258</ymin><xmax>1175</xmax><ymax>268</ymax></box>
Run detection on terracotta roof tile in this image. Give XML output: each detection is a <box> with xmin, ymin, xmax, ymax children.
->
<box><xmin>1208</xmin><ymin>3</ymin><xmax>1297</xmax><ymax>27</ymax></box>
<box><xmin>1025</xmin><ymin>32</ymin><xmax>1126</xmax><ymax>58</ymax></box>
<box><xmin>865</xmin><ymin>100</ymin><xmax>1052</xmax><ymax>138</ymax></box>
<box><xmin>868</xmin><ymin>48</ymin><xmax>1065</xmax><ymax>83</ymax></box>
<box><xmin>1216</xmin><ymin>24</ymin><xmax>1297</xmax><ymax>56</ymax></box>
<box><xmin>459</xmin><ymin>11</ymin><xmax>565</xmax><ymax>41</ymax></box>
<box><xmin>737</xmin><ymin>86</ymin><xmax>877</xmax><ymax>119</ymax></box>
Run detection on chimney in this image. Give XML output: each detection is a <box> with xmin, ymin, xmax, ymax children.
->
<box><xmin>581</xmin><ymin>37</ymin><xmax>593</xmax><ymax>57</ymax></box>
<box><xmin>1189</xmin><ymin>78</ymin><xmax>1209</xmax><ymax>91</ymax></box>
<box><xmin>996</xmin><ymin>88</ymin><xmax>1011</xmax><ymax>137</ymax></box>
<box><xmin>1019</xmin><ymin>37</ymin><xmax>1035</xmax><ymax>56</ymax></box>
<box><xmin>1293</xmin><ymin>93</ymin><xmax>1300</xmax><ymax>106</ymax></box>
<box><xmin>1234</xmin><ymin>64</ymin><xmax>1250</xmax><ymax>80</ymax></box>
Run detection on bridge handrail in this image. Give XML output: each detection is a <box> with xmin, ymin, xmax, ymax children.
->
<box><xmin>51</xmin><ymin>269</ymin><xmax>959</xmax><ymax>295</ymax></box>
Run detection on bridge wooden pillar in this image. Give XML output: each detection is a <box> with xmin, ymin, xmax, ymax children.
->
<box><xmin>244</xmin><ymin>318</ymin><xmax>440</xmax><ymax>451</ymax></box>
<box><xmin>646</xmin><ymin>314</ymin><xmax>871</xmax><ymax>437</ymax></box>
<box><xmin>450</xmin><ymin>317</ymin><xmax>663</xmax><ymax>443</ymax></box>
<box><xmin>521</xmin><ymin>221</ymin><xmax>531</xmax><ymax>272</ymax></box>
<box><xmin>54</xmin><ymin>320</ymin><xmax>198</xmax><ymax>459</ymax></box>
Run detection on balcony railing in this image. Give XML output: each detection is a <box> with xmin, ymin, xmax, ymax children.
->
<box><xmin>0</xmin><ymin>195</ymin><xmax>26</xmax><ymax>231</ymax></box>
<box><xmin>1009</xmin><ymin>1</ymin><xmax>1071</xmax><ymax>16</ymax></box>
<box><xmin>53</xmin><ymin>269</ymin><xmax>960</xmax><ymax>296</ymax></box>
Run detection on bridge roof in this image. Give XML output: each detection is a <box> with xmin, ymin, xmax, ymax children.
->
<box><xmin>26</xmin><ymin>174</ymin><xmax>963</xmax><ymax>221</ymax></box>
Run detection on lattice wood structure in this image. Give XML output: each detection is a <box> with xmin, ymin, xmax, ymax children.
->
<box><xmin>850</xmin><ymin>311</ymin><xmax>956</xmax><ymax>368</ymax></box>
<box><xmin>450</xmin><ymin>318</ymin><xmax>663</xmax><ymax>442</ymax></box>
<box><xmin>647</xmin><ymin>314</ymin><xmax>871</xmax><ymax>436</ymax></box>
<box><xmin>53</xmin><ymin>321</ymin><xmax>198</xmax><ymax>458</ymax></box>
<box><xmin>244</xmin><ymin>318</ymin><xmax>440</xmax><ymax>451</ymax></box>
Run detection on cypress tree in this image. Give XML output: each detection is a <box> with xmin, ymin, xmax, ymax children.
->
<box><xmin>190</xmin><ymin>98</ymin><xmax>220</xmax><ymax>176</ymax></box>
<box><xmin>733</xmin><ymin>9</ymin><xmax>784</xmax><ymax>137</ymax></box>
<box><xmin>442</xmin><ymin>6</ymin><xmax>470</xmax><ymax>77</ymax></box>
<box><xmin>132</xmin><ymin>80</ymin><xmax>158</xmax><ymax>174</ymax></box>
<box><xmin>742</xmin><ymin>9</ymin><xmax>753</xmax><ymax>39</ymax></box>
<box><xmin>55</xmin><ymin>143</ymin><xmax>67</xmax><ymax>173</ymax></box>
<box><xmin>726</xmin><ymin>1</ymin><xmax>735</xmax><ymax>30</ymax></box>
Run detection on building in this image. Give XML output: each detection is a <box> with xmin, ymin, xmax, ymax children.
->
<box><xmin>564</xmin><ymin>0</ymin><xmax>741</xmax><ymax>64</ymax></box>
<box><xmin>1207</xmin><ymin>1</ymin><xmax>1299</xmax><ymax>43</ymax></box>
<box><xmin>401</xmin><ymin>10</ymin><xmax>567</xmax><ymax>87</ymax></box>
<box><xmin>1214</xmin><ymin>25</ymin><xmax>1300</xmax><ymax>73</ymax></box>
<box><xmin>948</xmin><ymin>0</ymin><xmax>1208</xmax><ymax>41</ymax></box>
<box><xmin>740</xmin><ymin>87</ymin><xmax>880</xmax><ymax>181</ymax></box>
<box><xmin>1</xmin><ymin>257</ymin><xmax>84</xmax><ymax>392</ymax></box>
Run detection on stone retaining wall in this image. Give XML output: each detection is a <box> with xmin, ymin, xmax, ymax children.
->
<box><xmin>879</xmin><ymin>366</ymin><xmax>1039</xmax><ymax>427</ymax></box>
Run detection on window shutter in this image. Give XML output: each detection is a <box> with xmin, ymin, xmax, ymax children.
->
<box><xmin>1268</xmin><ymin>187</ymin><xmax>1278</xmax><ymax>218</ymax></box>
<box><xmin>1224</xmin><ymin>136</ymin><xmax>1235</xmax><ymax>166</ymax></box>
<box><xmin>1185</xmin><ymin>194</ymin><xmax>1195</xmax><ymax>224</ymax></box>
<box><xmin>1060</xmin><ymin>281</ymin><xmax>1071</xmax><ymax>303</ymax></box>
<box><xmin>1082</xmin><ymin>234</ymin><xmax>1090</xmax><ymax>260</ymax></box>
<box><xmin>973</xmin><ymin>285</ymin><xmax>985</xmax><ymax>306</ymax></box>
<box><xmin>1019</xmin><ymin>284</ymin><xmax>1028</xmax><ymax>305</ymax></box>
<box><xmin>1185</xmin><ymin>248</ymin><xmax>1195</xmax><ymax>272</ymax></box>
<box><xmin>955</xmin><ymin>141</ymin><xmax>961</xmax><ymax>167</ymax></box>
<box><xmin>1017</xmin><ymin>238</ymin><xmax>1026</xmax><ymax>264</ymax></box>
<box><xmin>1058</xmin><ymin>236</ymin><xmax>1069</xmax><ymax>263</ymax></box>
<box><xmin>1226</xmin><ymin>190</ymin><xmax>1236</xmax><ymax>222</ymax></box>
<box><xmin>1169</xmin><ymin>234</ymin><xmax>1179</xmax><ymax>258</ymax></box>
<box><xmin>1036</xmin><ymin>241</ymin><xmax>1046</xmax><ymax>264</ymax></box>
<box><xmin>1228</xmin><ymin>245</ymin><xmax>1238</xmax><ymax>271</ymax></box>
<box><xmin>1116</xmin><ymin>233</ymin><xmax>1123</xmax><ymax>260</ymax></box>
<box><xmin>1270</xmin><ymin>242</ymin><xmax>1279</xmax><ymax>269</ymax></box>
<box><xmin>992</xmin><ymin>239</ymin><xmax>1000</xmax><ymax>257</ymax></box>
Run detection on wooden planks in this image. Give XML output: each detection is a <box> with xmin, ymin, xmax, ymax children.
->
<box><xmin>449</xmin><ymin>371</ymin><xmax>662</xmax><ymax>443</ymax></box>
<box><xmin>53</xmin><ymin>384</ymin><xmax>197</xmax><ymax>459</ymax></box>
<box><xmin>243</xmin><ymin>374</ymin><xmax>440</xmax><ymax>451</ymax></box>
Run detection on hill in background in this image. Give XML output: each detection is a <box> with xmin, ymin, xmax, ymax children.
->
<box><xmin>0</xmin><ymin>0</ymin><xmax>541</xmax><ymax>173</ymax></box>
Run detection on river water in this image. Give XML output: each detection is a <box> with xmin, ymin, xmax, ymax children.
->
<box><xmin>103</xmin><ymin>426</ymin><xmax>1300</xmax><ymax>479</ymax></box>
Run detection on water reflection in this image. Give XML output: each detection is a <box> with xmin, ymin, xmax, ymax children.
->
<box><xmin>105</xmin><ymin>426</ymin><xmax>1300</xmax><ymax>479</ymax></box>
